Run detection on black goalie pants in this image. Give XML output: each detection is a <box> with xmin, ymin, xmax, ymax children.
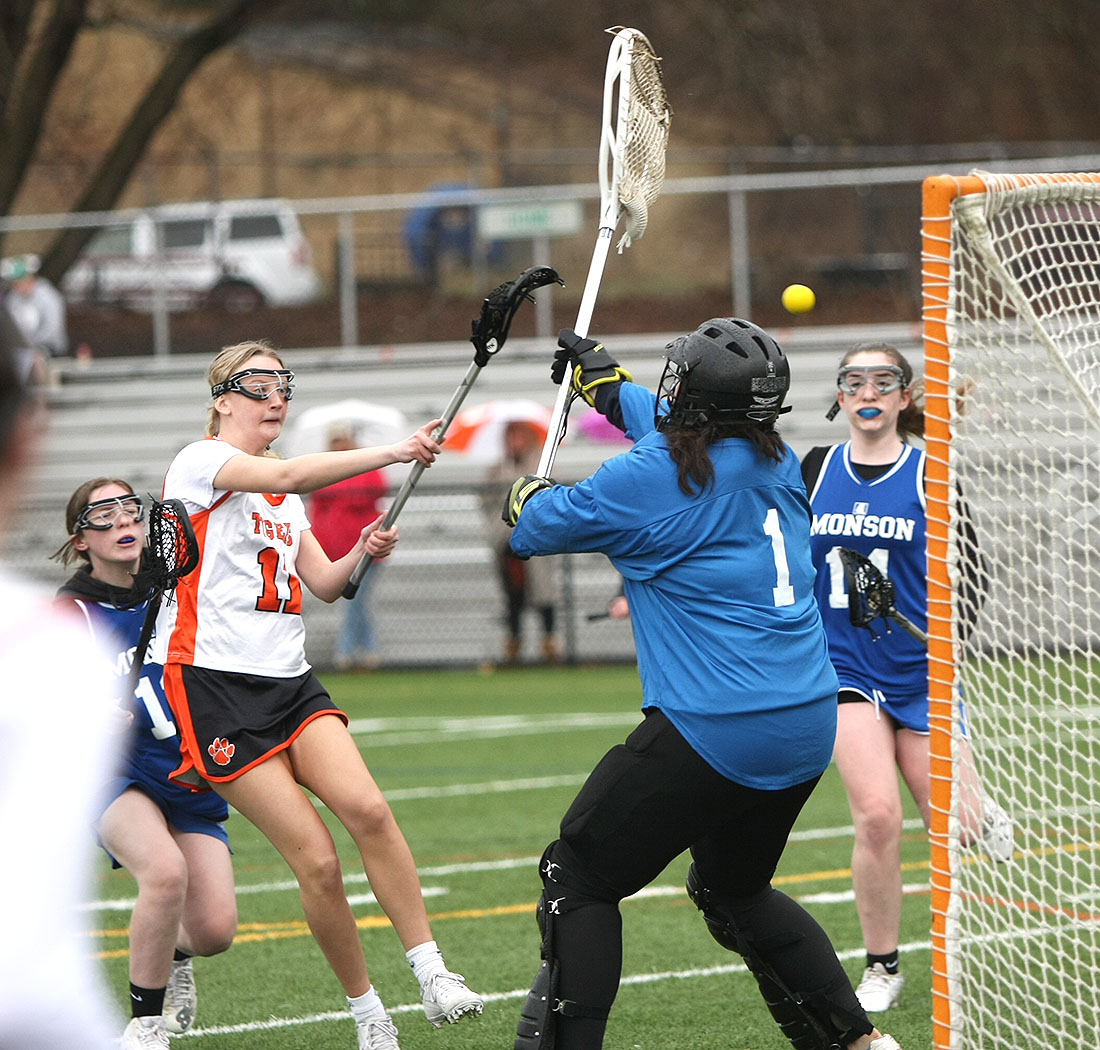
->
<box><xmin>539</xmin><ymin>707</ymin><xmax>837</xmax><ymax>1050</ymax></box>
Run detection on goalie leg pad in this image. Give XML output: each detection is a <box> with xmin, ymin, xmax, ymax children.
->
<box><xmin>514</xmin><ymin>842</ymin><xmax>617</xmax><ymax>1050</ymax></box>
<box><xmin>686</xmin><ymin>863</ymin><xmax>870</xmax><ymax>1050</ymax></box>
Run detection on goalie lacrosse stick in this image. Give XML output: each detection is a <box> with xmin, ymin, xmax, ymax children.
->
<box><xmin>342</xmin><ymin>265</ymin><xmax>563</xmax><ymax>599</ymax></box>
<box><xmin>123</xmin><ymin>498</ymin><xmax>200</xmax><ymax>711</ymax></box>
<box><xmin>536</xmin><ymin>25</ymin><xmax>671</xmax><ymax>478</ymax></box>
<box><xmin>836</xmin><ymin>547</ymin><xmax>928</xmax><ymax>645</ymax></box>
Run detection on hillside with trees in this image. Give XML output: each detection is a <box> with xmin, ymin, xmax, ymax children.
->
<box><xmin>4</xmin><ymin>0</ymin><xmax>1098</xmax><ymax>349</ymax></box>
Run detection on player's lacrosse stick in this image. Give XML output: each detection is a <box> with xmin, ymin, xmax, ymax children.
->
<box><xmin>536</xmin><ymin>26</ymin><xmax>671</xmax><ymax>478</ymax></box>
<box><xmin>343</xmin><ymin>265</ymin><xmax>563</xmax><ymax>599</ymax></box>
<box><xmin>836</xmin><ymin>547</ymin><xmax>928</xmax><ymax>645</ymax></box>
<box><xmin>123</xmin><ymin>498</ymin><xmax>200</xmax><ymax>710</ymax></box>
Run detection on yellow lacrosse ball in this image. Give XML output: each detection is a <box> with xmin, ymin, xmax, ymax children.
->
<box><xmin>781</xmin><ymin>283</ymin><xmax>816</xmax><ymax>314</ymax></box>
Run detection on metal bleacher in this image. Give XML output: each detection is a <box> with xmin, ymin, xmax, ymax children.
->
<box><xmin>13</xmin><ymin>321</ymin><xmax>921</xmax><ymax>668</ymax></box>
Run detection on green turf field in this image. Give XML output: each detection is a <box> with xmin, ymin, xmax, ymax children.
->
<box><xmin>90</xmin><ymin>665</ymin><xmax>933</xmax><ymax>1049</ymax></box>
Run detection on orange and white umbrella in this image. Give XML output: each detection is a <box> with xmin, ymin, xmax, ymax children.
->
<box><xmin>445</xmin><ymin>398</ymin><xmax>553</xmax><ymax>460</ymax></box>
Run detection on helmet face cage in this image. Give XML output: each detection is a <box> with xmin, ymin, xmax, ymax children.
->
<box><xmin>75</xmin><ymin>494</ymin><xmax>146</xmax><ymax>531</ymax></box>
<box><xmin>655</xmin><ymin>318</ymin><xmax>791</xmax><ymax>430</ymax></box>
<box><xmin>211</xmin><ymin>368</ymin><xmax>295</xmax><ymax>402</ymax></box>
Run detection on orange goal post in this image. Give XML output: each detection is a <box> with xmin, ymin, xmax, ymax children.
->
<box><xmin>922</xmin><ymin>171</ymin><xmax>1100</xmax><ymax>1049</ymax></box>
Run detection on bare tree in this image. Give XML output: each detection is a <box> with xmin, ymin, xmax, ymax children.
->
<box><xmin>0</xmin><ymin>0</ymin><xmax>271</xmax><ymax>281</ymax></box>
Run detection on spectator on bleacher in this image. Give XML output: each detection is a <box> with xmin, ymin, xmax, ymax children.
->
<box><xmin>0</xmin><ymin>311</ymin><xmax>121</xmax><ymax>1050</ymax></box>
<box><xmin>307</xmin><ymin>424</ymin><xmax>389</xmax><ymax>670</ymax></box>
<box><xmin>481</xmin><ymin>419</ymin><xmax>560</xmax><ymax>665</ymax></box>
<box><xmin>52</xmin><ymin>477</ymin><xmax>237</xmax><ymax>1049</ymax></box>
<box><xmin>1</xmin><ymin>253</ymin><xmax>68</xmax><ymax>358</ymax></box>
<box><xmin>158</xmin><ymin>339</ymin><xmax>483</xmax><ymax>1049</ymax></box>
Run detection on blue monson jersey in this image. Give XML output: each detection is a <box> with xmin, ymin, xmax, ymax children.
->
<box><xmin>805</xmin><ymin>442</ymin><xmax>928</xmax><ymax>701</ymax></box>
<box><xmin>60</xmin><ymin>587</ymin><xmax>228</xmax><ymax>826</ymax></box>
<box><xmin>511</xmin><ymin>381</ymin><xmax>838</xmax><ymax>790</ymax></box>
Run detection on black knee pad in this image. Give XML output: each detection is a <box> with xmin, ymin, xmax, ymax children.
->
<box><xmin>514</xmin><ymin>843</ymin><xmax>612</xmax><ymax>1050</ymax></box>
<box><xmin>686</xmin><ymin>863</ymin><xmax>868</xmax><ymax>1050</ymax></box>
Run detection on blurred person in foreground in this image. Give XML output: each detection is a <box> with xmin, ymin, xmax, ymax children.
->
<box><xmin>501</xmin><ymin>320</ymin><xmax>904</xmax><ymax>1050</ymax></box>
<box><xmin>53</xmin><ymin>478</ymin><xmax>237</xmax><ymax>1049</ymax></box>
<box><xmin>0</xmin><ymin>312</ymin><xmax>122</xmax><ymax>1049</ymax></box>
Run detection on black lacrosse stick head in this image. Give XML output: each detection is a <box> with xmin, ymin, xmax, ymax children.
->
<box><xmin>131</xmin><ymin>497</ymin><xmax>200</xmax><ymax>594</ymax></box>
<box><xmin>470</xmin><ymin>265</ymin><xmax>564</xmax><ymax>366</ymax></box>
<box><xmin>837</xmin><ymin>547</ymin><xmax>896</xmax><ymax>640</ymax></box>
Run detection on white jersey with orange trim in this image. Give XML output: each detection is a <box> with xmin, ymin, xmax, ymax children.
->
<box><xmin>159</xmin><ymin>437</ymin><xmax>311</xmax><ymax>677</ymax></box>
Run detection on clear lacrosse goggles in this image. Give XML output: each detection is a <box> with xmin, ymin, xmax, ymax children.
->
<box><xmin>75</xmin><ymin>494</ymin><xmax>146</xmax><ymax>531</ymax></box>
<box><xmin>837</xmin><ymin>364</ymin><xmax>906</xmax><ymax>395</ymax></box>
<box><xmin>211</xmin><ymin>368</ymin><xmax>295</xmax><ymax>401</ymax></box>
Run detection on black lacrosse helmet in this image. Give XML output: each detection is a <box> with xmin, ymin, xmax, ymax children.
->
<box><xmin>655</xmin><ymin>318</ymin><xmax>792</xmax><ymax>430</ymax></box>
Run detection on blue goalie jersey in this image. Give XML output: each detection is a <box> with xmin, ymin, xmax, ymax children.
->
<box><xmin>511</xmin><ymin>381</ymin><xmax>839</xmax><ymax>790</ymax></box>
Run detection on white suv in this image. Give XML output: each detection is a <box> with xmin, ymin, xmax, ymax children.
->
<box><xmin>62</xmin><ymin>198</ymin><xmax>322</xmax><ymax>312</ymax></box>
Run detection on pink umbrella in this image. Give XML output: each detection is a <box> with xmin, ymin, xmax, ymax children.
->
<box><xmin>577</xmin><ymin>405</ymin><xmax>631</xmax><ymax>445</ymax></box>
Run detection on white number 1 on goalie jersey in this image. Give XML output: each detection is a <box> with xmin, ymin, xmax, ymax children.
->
<box><xmin>763</xmin><ymin>507</ymin><xmax>796</xmax><ymax>607</ymax></box>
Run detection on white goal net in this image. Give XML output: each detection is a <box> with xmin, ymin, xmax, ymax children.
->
<box><xmin>922</xmin><ymin>171</ymin><xmax>1100</xmax><ymax>1049</ymax></box>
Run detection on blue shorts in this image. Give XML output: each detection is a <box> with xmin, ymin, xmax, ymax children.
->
<box><xmin>838</xmin><ymin>686</ymin><xmax>929</xmax><ymax>733</ymax></box>
<box><xmin>97</xmin><ymin>764</ymin><xmax>230</xmax><ymax>869</ymax></box>
<box><xmin>838</xmin><ymin>684</ymin><xmax>969</xmax><ymax>736</ymax></box>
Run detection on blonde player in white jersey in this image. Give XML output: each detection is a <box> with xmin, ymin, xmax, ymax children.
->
<box><xmin>159</xmin><ymin>340</ymin><xmax>483</xmax><ymax>1050</ymax></box>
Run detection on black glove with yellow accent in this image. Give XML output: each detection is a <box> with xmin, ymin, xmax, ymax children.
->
<box><xmin>503</xmin><ymin>474</ymin><xmax>554</xmax><ymax>528</ymax></box>
<box><xmin>551</xmin><ymin>328</ymin><xmax>633</xmax><ymax>407</ymax></box>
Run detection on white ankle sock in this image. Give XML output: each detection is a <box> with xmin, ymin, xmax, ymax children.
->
<box><xmin>347</xmin><ymin>987</ymin><xmax>385</xmax><ymax>1024</ymax></box>
<box><xmin>406</xmin><ymin>940</ymin><xmax>446</xmax><ymax>986</ymax></box>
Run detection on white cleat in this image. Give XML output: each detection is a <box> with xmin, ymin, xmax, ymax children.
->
<box><xmin>980</xmin><ymin>794</ymin><xmax>1015</xmax><ymax>862</ymax></box>
<box><xmin>420</xmin><ymin>970</ymin><xmax>484</xmax><ymax>1027</ymax></box>
<box><xmin>355</xmin><ymin>1014</ymin><xmax>400</xmax><ymax>1050</ymax></box>
<box><xmin>869</xmin><ymin>1034</ymin><xmax>902</xmax><ymax>1050</ymax></box>
<box><xmin>119</xmin><ymin>1015</ymin><xmax>169</xmax><ymax>1049</ymax></box>
<box><xmin>163</xmin><ymin>955</ymin><xmax>197</xmax><ymax>1033</ymax></box>
<box><xmin>855</xmin><ymin>963</ymin><xmax>905</xmax><ymax>1012</ymax></box>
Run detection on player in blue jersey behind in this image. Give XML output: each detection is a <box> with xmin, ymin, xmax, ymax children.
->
<box><xmin>801</xmin><ymin>343</ymin><xmax>1014</xmax><ymax>1014</ymax></box>
<box><xmin>503</xmin><ymin>319</ymin><xmax>903</xmax><ymax>1050</ymax></box>
<box><xmin>53</xmin><ymin>478</ymin><xmax>237</xmax><ymax>1050</ymax></box>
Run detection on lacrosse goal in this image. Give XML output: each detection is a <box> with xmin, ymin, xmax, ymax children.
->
<box><xmin>922</xmin><ymin>170</ymin><xmax>1100</xmax><ymax>1049</ymax></box>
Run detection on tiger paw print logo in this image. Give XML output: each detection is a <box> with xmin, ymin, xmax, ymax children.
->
<box><xmin>208</xmin><ymin>737</ymin><xmax>236</xmax><ymax>766</ymax></box>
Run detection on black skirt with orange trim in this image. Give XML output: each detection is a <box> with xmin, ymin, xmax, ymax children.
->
<box><xmin>163</xmin><ymin>664</ymin><xmax>348</xmax><ymax>787</ymax></box>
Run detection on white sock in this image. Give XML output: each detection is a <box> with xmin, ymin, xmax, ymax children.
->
<box><xmin>347</xmin><ymin>987</ymin><xmax>385</xmax><ymax>1024</ymax></box>
<box><xmin>406</xmin><ymin>940</ymin><xmax>446</xmax><ymax>987</ymax></box>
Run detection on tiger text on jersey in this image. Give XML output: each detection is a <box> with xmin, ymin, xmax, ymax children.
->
<box><xmin>251</xmin><ymin>512</ymin><xmax>294</xmax><ymax>546</ymax></box>
<box><xmin>810</xmin><ymin>512</ymin><xmax>917</xmax><ymax>542</ymax></box>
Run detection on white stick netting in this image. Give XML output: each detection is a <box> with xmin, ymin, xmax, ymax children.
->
<box><xmin>931</xmin><ymin>171</ymin><xmax>1100</xmax><ymax>1048</ymax></box>
<box><xmin>613</xmin><ymin>29</ymin><xmax>670</xmax><ymax>251</ymax></box>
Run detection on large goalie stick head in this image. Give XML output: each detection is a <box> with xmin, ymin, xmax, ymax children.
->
<box><xmin>601</xmin><ymin>26</ymin><xmax>671</xmax><ymax>252</ymax></box>
<box><xmin>131</xmin><ymin>497</ymin><xmax>200</xmax><ymax>596</ymax></box>
<box><xmin>470</xmin><ymin>265</ymin><xmax>563</xmax><ymax>367</ymax></box>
